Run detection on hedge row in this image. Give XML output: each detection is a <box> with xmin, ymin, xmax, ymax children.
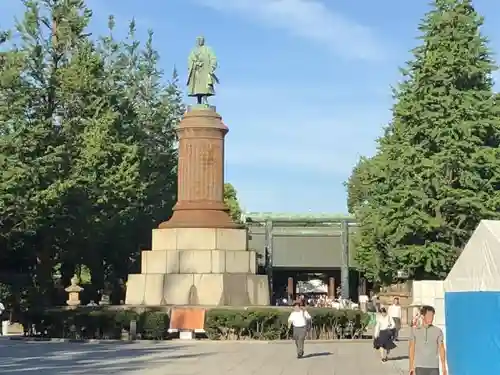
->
<box><xmin>21</xmin><ymin>308</ymin><xmax>371</xmax><ymax>340</ymax></box>
<box><xmin>205</xmin><ymin>309</ymin><xmax>371</xmax><ymax>340</ymax></box>
<box><xmin>22</xmin><ymin>309</ymin><xmax>167</xmax><ymax>340</ymax></box>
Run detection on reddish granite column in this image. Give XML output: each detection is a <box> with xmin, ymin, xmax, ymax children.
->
<box><xmin>159</xmin><ymin>108</ymin><xmax>239</xmax><ymax>229</ymax></box>
<box><xmin>287</xmin><ymin>277</ymin><xmax>294</xmax><ymax>303</ymax></box>
<box><xmin>328</xmin><ymin>277</ymin><xmax>335</xmax><ymax>299</ymax></box>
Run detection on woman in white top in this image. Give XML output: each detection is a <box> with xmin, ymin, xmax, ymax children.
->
<box><xmin>373</xmin><ymin>307</ymin><xmax>396</xmax><ymax>362</ymax></box>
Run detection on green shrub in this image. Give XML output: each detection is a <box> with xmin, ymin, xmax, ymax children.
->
<box><xmin>205</xmin><ymin>308</ymin><xmax>370</xmax><ymax>340</ymax></box>
<box><xmin>21</xmin><ymin>308</ymin><xmax>159</xmax><ymax>340</ymax></box>
<box><xmin>205</xmin><ymin>308</ymin><xmax>284</xmax><ymax>340</ymax></box>
<box><xmin>139</xmin><ymin>311</ymin><xmax>169</xmax><ymax>340</ymax></box>
<box><xmin>21</xmin><ymin>307</ymin><xmax>369</xmax><ymax>341</ymax></box>
<box><xmin>113</xmin><ymin>309</ymin><xmax>140</xmax><ymax>331</ymax></box>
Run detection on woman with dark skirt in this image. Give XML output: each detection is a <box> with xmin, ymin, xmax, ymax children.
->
<box><xmin>373</xmin><ymin>307</ymin><xmax>397</xmax><ymax>362</ymax></box>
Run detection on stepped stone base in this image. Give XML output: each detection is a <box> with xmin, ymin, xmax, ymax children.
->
<box><xmin>141</xmin><ymin>249</ymin><xmax>257</xmax><ymax>274</ymax></box>
<box><xmin>151</xmin><ymin>228</ymin><xmax>248</xmax><ymax>251</ymax></box>
<box><xmin>125</xmin><ymin>228</ymin><xmax>270</xmax><ymax>306</ymax></box>
<box><xmin>125</xmin><ymin>273</ymin><xmax>269</xmax><ymax>306</ymax></box>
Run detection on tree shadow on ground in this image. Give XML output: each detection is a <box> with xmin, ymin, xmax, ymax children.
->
<box><xmin>0</xmin><ymin>340</ymin><xmax>213</xmax><ymax>374</ymax></box>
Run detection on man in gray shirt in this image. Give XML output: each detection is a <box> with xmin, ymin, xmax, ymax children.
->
<box><xmin>409</xmin><ymin>305</ymin><xmax>447</xmax><ymax>375</ymax></box>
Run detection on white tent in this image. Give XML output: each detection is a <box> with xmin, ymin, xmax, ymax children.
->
<box><xmin>444</xmin><ymin>220</ymin><xmax>500</xmax><ymax>292</ymax></box>
<box><xmin>444</xmin><ymin>219</ymin><xmax>500</xmax><ymax>375</ymax></box>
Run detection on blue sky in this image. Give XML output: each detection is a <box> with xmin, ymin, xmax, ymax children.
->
<box><xmin>3</xmin><ymin>0</ymin><xmax>500</xmax><ymax>214</ymax></box>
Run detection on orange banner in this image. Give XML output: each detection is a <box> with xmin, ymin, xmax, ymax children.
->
<box><xmin>169</xmin><ymin>307</ymin><xmax>206</xmax><ymax>331</ymax></box>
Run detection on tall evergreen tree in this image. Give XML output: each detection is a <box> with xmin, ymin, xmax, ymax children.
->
<box><xmin>350</xmin><ymin>0</ymin><xmax>500</xmax><ymax>283</ymax></box>
<box><xmin>95</xmin><ymin>18</ymin><xmax>182</xmax><ymax>285</ymax></box>
<box><xmin>0</xmin><ymin>0</ymin><xmax>101</xmax><ymax>302</ymax></box>
<box><xmin>0</xmin><ymin>0</ymin><xmax>181</xmax><ymax>306</ymax></box>
<box><xmin>345</xmin><ymin>156</ymin><xmax>374</xmax><ymax>215</ymax></box>
<box><xmin>224</xmin><ymin>183</ymin><xmax>243</xmax><ymax>223</ymax></box>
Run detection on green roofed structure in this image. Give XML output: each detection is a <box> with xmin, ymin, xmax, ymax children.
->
<box><xmin>244</xmin><ymin>212</ymin><xmax>356</xmax><ymax>223</ymax></box>
<box><xmin>244</xmin><ymin>212</ymin><xmax>366</xmax><ymax>304</ymax></box>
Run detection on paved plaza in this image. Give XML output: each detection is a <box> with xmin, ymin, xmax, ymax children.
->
<box><xmin>0</xmin><ymin>338</ymin><xmax>409</xmax><ymax>375</ymax></box>
<box><xmin>0</xmin><ymin>339</ymin><xmax>408</xmax><ymax>375</ymax></box>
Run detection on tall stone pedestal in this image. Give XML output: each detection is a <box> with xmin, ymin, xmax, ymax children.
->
<box><xmin>125</xmin><ymin>227</ymin><xmax>269</xmax><ymax>305</ymax></box>
<box><xmin>159</xmin><ymin>108</ymin><xmax>239</xmax><ymax>229</ymax></box>
<box><xmin>125</xmin><ymin>107</ymin><xmax>269</xmax><ymax>306</ymax></box>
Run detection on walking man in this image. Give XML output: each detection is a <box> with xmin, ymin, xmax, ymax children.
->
<box><xmin>370</xmin><ymin>291</ymin><xmax>381</xmax><ymax>312</ymax></box>
<box><xmin>409</xmin><ymin>305</ymin><xmax>447</xmax><ymax>375</ymax></box>
<box><xmin>388</xmin><ymin>297</ymin><xmax>402</xmax><ymax>340</ymax></box>
<box><xmin>287</xmin><ymin>301</ymin><xmax>311</xmax><ymax>358</ymax></box>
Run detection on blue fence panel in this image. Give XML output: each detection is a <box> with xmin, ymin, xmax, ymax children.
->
<box><xmin>445</xmin><ymin>291</ymin><xmax>500</xmax><ymax>375</ymax></box>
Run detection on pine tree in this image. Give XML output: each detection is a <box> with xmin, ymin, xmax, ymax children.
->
<box><xmin>345</xmin><ymin>156</ymin><xmax>374</xmax><ymax>215</ymax></box>
<box><xmin>224</xmin><ymin>183</ymin><xmax>243</xmax><ymax>223</ymax></box>
<box><xmin>94</xmin><ymin>19</ymin><xmax>182</xmax><ymax>281</ymax></box>
<box><xmin>350</xmin><ymin>0</ymin><xmax>500</xmax><ymax>282</ymax></box>
<box><xmin>0</xmin><ymin>0</ymin><xmax>100</xmax><ymax>300</ymax></box>
<box><xmin>0</xmin><ymin>1</ymin><xmax>181</xmax><ymax>304</ymax></box>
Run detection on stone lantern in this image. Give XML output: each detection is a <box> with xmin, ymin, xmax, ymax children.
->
<box><xmin>65</xmin><ymin>275</ymin><xmax>83</xmax><ymax>308</ymax></box>
<box><xmin>99</xmin><ymin>282</ymin><xmax>112</xmax><ymax>306</ymax></box>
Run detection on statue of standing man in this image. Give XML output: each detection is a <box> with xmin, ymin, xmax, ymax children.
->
<box><xmin>187</xmin><ymin>36</ymin><xmax>219</xmax><ymax>105</ymax></box>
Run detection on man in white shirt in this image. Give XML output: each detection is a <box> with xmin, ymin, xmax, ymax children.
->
<box><xmin>388</xmin><ymin>297</ymin><xmax>402</xmax><ymax>340</ymax></box>
<box><xmin>287</xmin><ymin>302</ymin><xmax>311</xmax><ymax>358</ymax></box>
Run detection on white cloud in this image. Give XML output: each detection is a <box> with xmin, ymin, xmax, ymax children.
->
<box><xmin>194</xmin><ymin>0</ymin><xmax>385</xmax><ymax>61</ymax></box>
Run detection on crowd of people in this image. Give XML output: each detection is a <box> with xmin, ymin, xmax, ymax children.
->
<box><xmin>276</xmin><ymin>293</ymin><xmax>359</xmax><ymax>309</ymax></box>
<box><xmin>371</xmin><ymin>298</ymin><xmax>447</xmax><ymax>375</ymax></box>
<box><xmin>285</xmin><ymin>293</ymin><xmax>447</xmax><ymax>374</ymax></box>
<box><xmin>308</xmin><ymin>294</ymin><xmax>335</xmax><ymax>307</ymax></box>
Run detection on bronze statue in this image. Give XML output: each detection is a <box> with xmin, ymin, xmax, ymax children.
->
<box><xmin>187</xmin><ymin>36</ymin><xmax>219</xmax><ymax>105</ymax></box>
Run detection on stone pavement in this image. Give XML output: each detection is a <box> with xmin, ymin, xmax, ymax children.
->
<box><xmin>0</xmin><ymin>338</ymin><xmax>409</xmax><ymax>375</ymax></box>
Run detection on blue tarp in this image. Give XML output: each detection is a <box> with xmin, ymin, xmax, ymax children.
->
<box><xmin>445</xmin><ymin>291</ymin><xmax>500</xmax><ymax>375</ymax></box>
